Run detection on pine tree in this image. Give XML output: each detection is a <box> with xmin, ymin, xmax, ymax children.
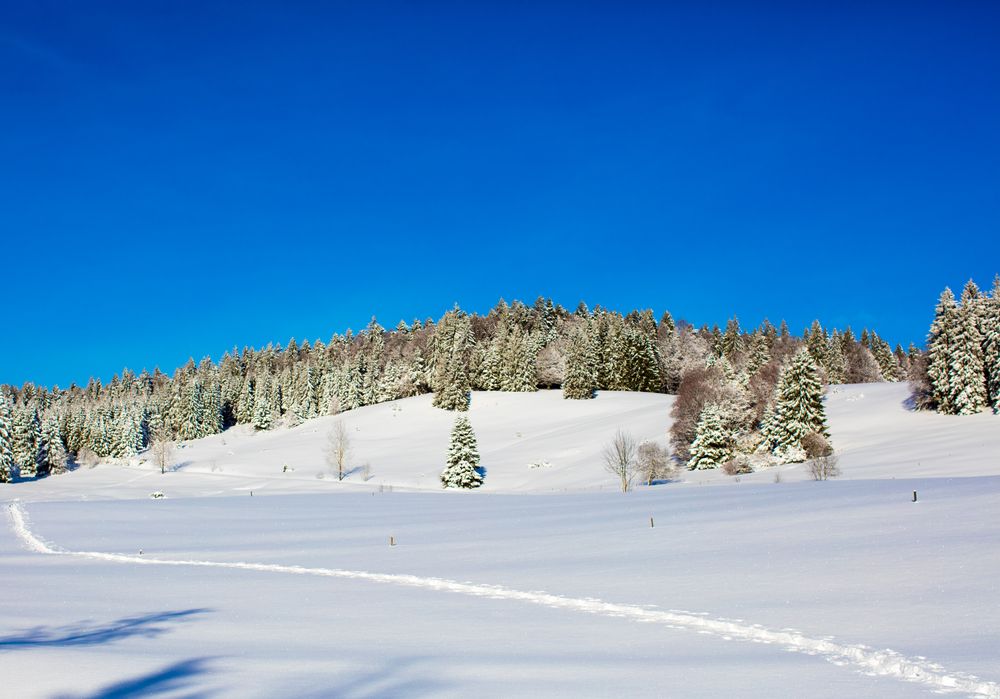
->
<box><xmin>440</xmin><ymin>415</ymin><xmax>484</xmax><ymax>488</ymax></box>
<box><xmin>870</xmin><ymin>333</ymin><xmax>900</xmax><ymax>381</ymax></box>
<box><xmin>431</xmin><ymin>309</ymin><xmax>473</xmax><ymax>411</ymax></box>
<box><xmin>764</xmin><ymin>349</ymin><xmax>829</xmax><ymax>455</ymax></box>
<box><xmin>984</xmin><ymin>276</ymin><xmax>1000</xmax><ymax>412</ymax></box>
<box><xmin>950</xmin><ymin>282</ymin><xmax>987</xmax><ymax>414</ymax></box>
<box><xmin>0</xmin><ymin>396</ymin><xmax>17</xmax><ymax>482</ymax></box>
<box><xmin>252</xmin><ymin>375</ymin><xmax>273</xmax><ymax>430</ymax></box>
<box><xmin>720</xmin><ymin>317</ymin><xmax>742</xmax><ymax>358</ymax></box>
<box><xmin>42</xmin><ymin>415</ymin><xmax>68</xmax><ymax>474</ymax></box>
<box><xmin>805</xmin><ymin>320</ymin><xmax>828</xmax><ymax>371</ymax></box>
<box><xmin>12</xmin><ymin>406</ymin><xmax>40</xmax><ymax>477</ymax></box>
<box><xmin>824</xmin><ymin>330</ymin><xmax>846</xmax><ymax>384</ymax></box>
<box><xmin>563</xmin><ymin>327</ymin><xmax>596</xmax><ymax>399</ymax></box>
<box><xmin>926</xmin><ymin>288</ymin><xmax>958</xmax><ymax>413</ymax></box>
<box><xmin>501</xmin><ymin>325</ymin><xmax>538</xmax><ymax>392</ymax></box>
<box><xmin>687</xmin><ymin>404</ymin><xmax>731</xmax><ymax>470</ymax></box>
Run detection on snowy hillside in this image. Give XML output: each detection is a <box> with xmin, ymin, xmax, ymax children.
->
<box><xmin>2</xmin><ymin>383</ymin><xmax>999</xmax><ymax>698</ymax></box>
<box><xmin>8</xmin><ymin>382</ymin><xmax>1000</xmax><ymax>501</ymax></box>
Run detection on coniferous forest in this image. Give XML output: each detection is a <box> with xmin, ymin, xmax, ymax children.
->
<box><xmin>2</xmin><ymin>286</ymin><xmax>997</xmax><ymax>485</ymax></box>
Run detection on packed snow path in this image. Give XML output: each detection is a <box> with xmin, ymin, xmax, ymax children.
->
<box><xmin>9</xmin><ymin>502</ymin><xmax>998</xmax><ymax>699</ymax></box>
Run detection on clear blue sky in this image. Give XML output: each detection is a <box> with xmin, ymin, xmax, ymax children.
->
<box><xmin>2</xmin><ymin>1</ymin><xmax>999</xmax><ymax>388</ymax></box>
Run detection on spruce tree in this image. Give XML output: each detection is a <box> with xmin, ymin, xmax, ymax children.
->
<box><xmin>687</xmin><ymin>404</ymin><xmax>732</xmax><ymax>470</ymax></box>
<box><xmin>431</xmin><ymin>309</ymin><xmax>473</xmax><ymax>411</ymax></box>
<box><xmin>806</xmin><ymin>320</ymin><xmax>828</xmax><ymax>371</ymax></box>
<box><xmin>440</xmin><ymin>415</ymin><xmax>484</xmax><ymax>488</ymax></box>
<box><xmin>950</xmin><ymin>282</ymin><xmax>987</xmax><ymax>414</ymax></box>
<box><xmin>720</xmin><ymin>317</ymin><xmax>742</xmax><ymax>358</ymax></box>
<box><xmin>563</xmin><ymin>328</ymin><xmax>596</xmax><ymax>399</ymax></box>
<box><xmin>501</xmin><ymin>325</ymin><xmax>538</xmax><ymax>392</ymax></box>
<box><xmin>12</xmin><ymin>406</ymin><xmax>40</xmax><ymax>477</ymax></box>
<box><xmin>983</xmin><ymin>276</ymin><xmax>1000</xmax><ymax>412</ymax></box>
<box><xmin>870</xmin><ymin>334</ymin><xmax>900</xmax><ymax>382</ymax></box>
<box><xmin>42</xmin><ymin>415</ymin><xmax>68</xmax><ymax>474</ymax></box>
<box><xmin>926</xmin><ymin>288</ymin><xmax>958</xmax><ymax>412</ymax></box>
<box><xmin>0</xmin><ymin>396</ymin><xmax>17</xmax><ymax>482</ymax></box>
<box><xmin>764</xmin><ymin>349</ymin><xmax>829</xmax><ymax>455</ymax></box>
<box><xmin>252</xmin><ymin>375</ymin><xmax>273</xmax><ymax>430</ymax></box>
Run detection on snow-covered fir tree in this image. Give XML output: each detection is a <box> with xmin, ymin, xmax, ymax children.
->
<box><xmin>431</xmin><ymin>308</ymin><xmax>473</xmax><ymax>411</ymax></box>
<box><xmin>252</xmin><ymin>375</ymin><xmax>274</xmax><ymax>430</ymax></box>
<box><xmin>42</xmin><ymin>415</ymin><xmax>68</xmax><ymax>474</ymax></box>
<box><xmin>869</xmin><ymin>333</ymin><xmax>900</xmax><ymax>381</ymax></box>
<box><xmin>762</xmin><ymin>348</ymin><xmax>828</xmax><ymax>457</ymax></box>
<box><xmin>926</xmin><ymin>288</ymin><xmax>958</xmax><ymax>413</ymax></box>
<box><xmin>12</xmin><ymin>406</ymin><xmax>41</xmax><ymax>477</ymax></box>
<box><xmin>984</xmin><ymin>276</ymin><xmax>1000</xmax><ymax>412</ymax></box>
<box><xmin>0</xmin><ymin>396</ymin><xmax>17</xmax><ymax>482</ymax></box>
<box><xmin>440</xmin><ymin>414</ymin><xmax>483</xmax><ymax>488</ymax></box>
<box><xmin>563</xmin><ymin>327</ymin><xmax>596</xmax><ymax>399</ymax></box>
<box><xmin>500</xmin><ymin>325</ymin><xmax>537</xmax><ymax>392</ymax></box>
<box><xmin>687</xmin><ymin>404</ymin><xmax>732</xmax><ymax>470</ymax></box>
<box><xmin>949</xmin><ymin>282</ymin><xmax>987</xmax><ymax>415</ymax></box>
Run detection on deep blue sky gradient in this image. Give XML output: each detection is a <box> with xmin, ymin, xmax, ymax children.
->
<box><xmin>3</xmin><ymin>1</ymin><xmax>999</xmax><ymax>387</ymax></box>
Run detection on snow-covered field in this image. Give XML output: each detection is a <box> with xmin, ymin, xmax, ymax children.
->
<box><xmin>2</xmin><ymin>384</ymin><xmax>999</xmax><ymax>698</ymax></box>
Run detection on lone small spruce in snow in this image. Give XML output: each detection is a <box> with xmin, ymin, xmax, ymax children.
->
<box><xmin>441</xmin><ymin>415</ymin><xmax>484</xmax><ymax>489</ymax></box>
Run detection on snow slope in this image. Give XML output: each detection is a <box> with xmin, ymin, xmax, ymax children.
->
<box><xmin>1</xmin><ymin>383</ymin><xmax>998</xmax><ymax>698</ymax></box>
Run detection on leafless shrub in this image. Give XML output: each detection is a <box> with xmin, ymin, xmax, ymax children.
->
<box><xmin>361</xmin><ymin>462</ymin><xmax>372</xmax><ymax>481</ymax></box>
<box><xmin>722</xmin><ymin>454</ymin><xmax>754</xmax><ymax>476</ymax></box>
<box><xmin>808</xmin><ymin>454</ymin><xmax>840</xmax><ymax>480</ymax></box>
<box><xmin>77</xmin><ymin>448</ymin><xmax>100</xmax><ymax>469</ymax></box>
<box><xmin>151</xmin><ymin>438</ymin><xmax>175</xmax><ymax>474</ymax></box>
<box><xmin>637</xmin><ymin>441</ymin><xmax>673</xmax><ymax>485</ymax></box>
<box><xmin>845</xmin><ymin>345</ymin><xmax>882</xmax><ymax>384</ymax></box>
<box><xmin>603</xmin><ymin>429</ymin><xmax>638</xmax><ymax>493</ymax></box>
<box><xmin>801</xmin><ymin>431</ymin><xmax>833</xmax><ymax>459</ymax></box>
<box><xmin>326</xmin><ymin>421</ymin><xmax>350</xmax><ymax>481</ymax></box>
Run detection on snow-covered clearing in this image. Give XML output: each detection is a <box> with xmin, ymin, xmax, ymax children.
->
<box><xmin>2</xmin><ymin>384</ymin><xmax>999</xmax><ymax>697</ymax></box>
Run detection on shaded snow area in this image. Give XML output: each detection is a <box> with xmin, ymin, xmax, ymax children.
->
<box><xmin>1</xmin><ymin>384</ymin><xmax>999</xmax><ymax>698</ymax></box>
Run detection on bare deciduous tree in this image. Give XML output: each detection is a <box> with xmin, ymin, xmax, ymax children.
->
<box><xmin>326</xmin><ymin>421</ymin><xmax>350</xmax><ymax>481</ymax></box>
<box><xmin>637</xmin><ymin>441</ymin><xmax>672</xmax><ymax>485</ymax></box>
<box><xmin>151</xmin><ymin>438</ymin><xmax>175</xmax><ymax>475</ymax></box>
<box><xmin>808</xmin><ymin>453</ymin><xmax>840</xmax><ymax>480</ymax></box>
<box><xmin>603</xmin><ymin>429</ymin><xmax>638</xmax><ymax>493</ymax></box>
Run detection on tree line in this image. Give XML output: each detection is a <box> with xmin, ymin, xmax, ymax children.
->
<box><xmin>911</xmin><ymin>277</ymin><xmax>1000</xmax><ymax>415</ymax></box>
<box><xmin>0</xmin><ymin>297</ymin><xmax>909</xmax><ymax>483</ymax></box>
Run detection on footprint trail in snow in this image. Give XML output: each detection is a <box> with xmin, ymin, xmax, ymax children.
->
<box><xmin>8</xmin><ymin>502</ymin><xmax>998</xmax><ymax>699</ymax></box>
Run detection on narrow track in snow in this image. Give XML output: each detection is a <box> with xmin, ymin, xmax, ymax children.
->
<box><xmin>8</xmin><ymin>502</ymin><xmax>999</xmax><ymax>699</ymax></box>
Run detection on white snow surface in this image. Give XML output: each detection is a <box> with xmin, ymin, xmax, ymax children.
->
<box><xmin>1</xmin><ymin>384</ymin><xmax>999</xmax><ymax>698</ymax></box>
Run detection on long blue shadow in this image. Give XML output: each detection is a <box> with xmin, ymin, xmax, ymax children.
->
<box><xmin>58</xmin><ymin>657</ymin><xmax>216</xmax><ymax>699</ymax></box>
<box><xmin>0</xmin><ymin>608</ymin><xmax>210</xmax><ymax>649</ymax></box>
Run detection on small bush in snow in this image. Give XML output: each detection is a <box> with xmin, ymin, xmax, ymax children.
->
<box><xmin>774</xmin><ymin>445</ymin><xmax>807</xmax><ymax>464</ymax></box>
<box><xmin>77</xmin><ymin>448</ymin><xmax>100</xmax><ymax>469</ymax></box>
<box><xmin>603</xmin><ymin>429</ymin><xmax>639</xmax><ymax>493</ymax></box>
<box><xmin>722</xmin><ymin>454</ymin><xmax>754</xmax><ymax>476</ymax></box>
<box><xmin>809</xmin><ymin>454</ymin><xmax>840</xmax><ymax>480</ymax></box>
<box><xmin>801</xmin><ymin>431</ymin><xmax>833</xmax><ymax>459</ymax></box>
<box><xmin>637</xmin><ymin>442</ymin><xmax>673</xmax><ymax>485</ymax></box>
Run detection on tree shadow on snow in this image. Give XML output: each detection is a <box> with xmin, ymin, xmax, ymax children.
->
<box><xmin>296</xmin><ymin>655</ymin><xmax>449</xmax><ymax>698</ymax></box>
<box><xmin>55</xmin><ymin>657</ymin><xmax>217</xmax><ymax>699</ymax></box>
<box><xmin>0</xmin><ymin>609</ymin><xmax>210</xmax><ymax>650</ymax></box>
